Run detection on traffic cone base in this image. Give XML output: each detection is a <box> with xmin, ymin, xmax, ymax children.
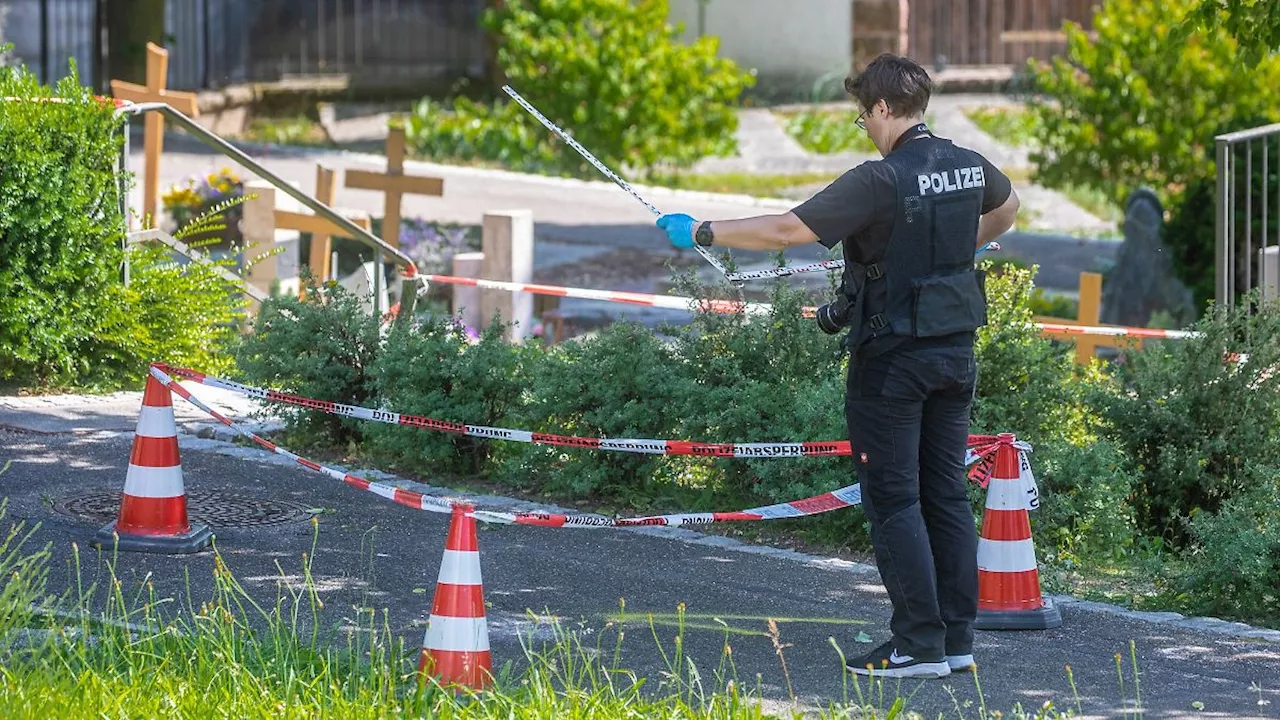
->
<box><xmin>973</xmin><ymin>434</ymin><xmax>1062</xmax><ymax>631</ymax></box>
<box><xmin>93</xmin><ymin>520</ymin><xmax>213</xmax><ymax>554</ymax></box>
<box><xmin>93</xmin><ymin>371</ymin><xmax>212</xmax><ymax>554</ymax></box>
<box><xmin>419</xmin><ymin>504</ymin><xmax>492</xmax><ymax>690</ymax></box>
<box><xmin>975</xmin><ymin>596</ymin><xmax>1062</xmax><ymax>630</ymax></box>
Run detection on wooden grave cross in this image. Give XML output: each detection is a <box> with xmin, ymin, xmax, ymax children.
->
<box><xmin>274</xmin><ymin>164</ymin><xmax>372</xmax><ymax>284</ymax></box>
<box><xmin>109</xmin><ymin>42</ymin><xmax>200</xmax><ymax>225</ymax></box>
<box><xmin>344</xmin><ymin>126</ymin><xmax>444</xmax><ymax>248</ymax></box>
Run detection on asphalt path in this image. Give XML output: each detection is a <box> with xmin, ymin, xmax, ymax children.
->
<box><xmin>1</xmin><ymin>396</ymin><xmax>1277</xmax><ymax>719</ymax></box>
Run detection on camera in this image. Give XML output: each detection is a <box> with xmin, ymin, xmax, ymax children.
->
<box><xmin>815</xmin><ymin>295</ymin><xmax>853</xmax><ymax>335</ymax></box>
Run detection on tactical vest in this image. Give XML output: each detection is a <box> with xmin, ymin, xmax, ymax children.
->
<box><xmin>845</xmin><ymin>128</ymin><xmax>989</xmax><ymax>354</ymax></box>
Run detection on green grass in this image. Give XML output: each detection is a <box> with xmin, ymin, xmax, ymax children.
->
<box><xmin>773</xmin><ymin>110</ymin><xmax>878</xmax><ymax>155</ymax></box>
<box><xmin>646</xmin><ymin>171</ymin><xmax>840</xmax><ymax>198</ymax></box>
<box><xmin>0</xmin><ymin>504</ymin><xmax>1119</xmax><ymax>720</ymax></box>
<box><xmin>238</xmin><ymin>114</ymin><xmax>333</xmax><ymax>147</ymax></box>
<box><xmin>963</xmin><ymin>106</ymin><xmax>1041</xmax><ymax>149</ymax></box>
<box><xmin>1058</xmin><ymin>182</ymin><xmax>1124</xmax><ymax>224</ymax></box>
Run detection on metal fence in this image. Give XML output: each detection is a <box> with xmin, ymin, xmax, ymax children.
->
<box><xmin>0</xmin><ymin>0</ymin><xmax>102</xmax><ymax>88</ymax></box>
<box><xmin>0</xmin><ymin>0</ymin><xmax>486</xmax><ymax>91</ymax></box>
<box><xmin>1215</xmin><ymin>124</ymin><xmax>1280</xmax><ymax>307</ymax></box>
<box><xmin>209</xmin><ymin>0</ymin><xmax>488</xmax><ymax>88</ymax></box>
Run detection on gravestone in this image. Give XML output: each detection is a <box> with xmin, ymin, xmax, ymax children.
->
<box><xmin>1100</xmin><ymin>188</ymin><xmax>1195</xmax><ymax>328</ymax></box>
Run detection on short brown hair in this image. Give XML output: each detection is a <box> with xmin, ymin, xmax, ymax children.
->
<box><xmin>845</xmin><ymin>54</ymin><xmax>932</xmax><ymax>118</ymax></box>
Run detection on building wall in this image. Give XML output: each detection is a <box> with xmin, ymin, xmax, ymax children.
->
<box><xmin>667</xmin><ymin>0</ymin><xmax>853</xmax><ymax>91</ymax></box>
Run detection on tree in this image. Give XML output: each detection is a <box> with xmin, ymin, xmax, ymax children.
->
<box><xmin>1182</xmin><ymin>0</ymin><xmax>1280</xmax><ymax>64</ymax></box>
<box><xmin>105</xmin><ymin>0</ymin><xmax>165</xmax><ymax>83</ymax></box>
<box><xmin>1028</xmin><ymin>0</ymin><xmax>1280</xmax><ymax>207</ymax></box>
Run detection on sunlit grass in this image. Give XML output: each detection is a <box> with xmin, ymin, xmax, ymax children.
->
<box><xmin>964</xmin><ymin>105</ymin><xmax>1041</xmax><ymax>149</ymax></box>
<box><xmin>0</xmin><ymin>501</ymin><xmax>1138</xmax><ymax>720</ymax></box>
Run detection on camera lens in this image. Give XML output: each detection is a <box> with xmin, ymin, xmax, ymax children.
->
<box><xmin>815</xmin><ymin>298</ymin><xmax>849</xmax><ymax>335</ymax></box>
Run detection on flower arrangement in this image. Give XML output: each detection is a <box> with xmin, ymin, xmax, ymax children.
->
<box><xmin>398</xmin><ymin>218</ymin><xmax>479</xmax><ymax>275</ymax></box>
<box><xmin>162</xmin><ymin>167</ymin><xmax>246</xmax><ymax>244</ymax></box>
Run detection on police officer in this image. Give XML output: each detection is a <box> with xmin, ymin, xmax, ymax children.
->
<box><xmin>656</xmin><ymin>53</ymin><xmax>1020</xmax><ymax>679</ymax></box>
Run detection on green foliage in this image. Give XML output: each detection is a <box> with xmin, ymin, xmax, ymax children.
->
<box><xmin>971</xmin><ymin>264</ymin><xmax>1099</xmax><ymax>446</ymax></box>
<box><xmin>1028</xmin><ymin>0</ymin><xmax>1280</xmax><ymax>206</ymax></box>
<box><xmin>501</xmin><ymin>322</ymin><xmax>695</xmax><ymax>501</ymax></box>
<box><xmin>0</xmin><ymin>63</ymin><xmax>126</xmax><ymax>387</ymax></box>
<box><xmin>1031</xmin><ymin>439</ymin><xmax>1138</xmax><ymax>564</ymax></box>
<box><xmin>1181</xmin><ymin>479</ymin><xmax>1280</xmax><ymax>622</ymax></box>
<box><xmin>368</xmin><ymin>317</ymin><xmax>526</xmax><ymax>476</ymax></box>
<box><xmin>89</xmin><ymin>241</ymin><xmax>246</xmax><ymax>388</ymax></box>
<box><xmin>1093</xmin><ymin>296</ymin><xmax>1280</xmax><ymax>546</ymax></box>
<box><xmin>233</xmin><ymin>281</ymin><xmax>382</xmax><ymax>447</ymax></box>
<box><xmin>405</xmin><ymin>0</ymin><xmax>754</xmax><ymax>177</ymax></box>
<box><xmin>776</xmin><ymin>110</ymin><xmax>878</xmax><ymax>155</ymax></box>
<box><xmin>963</xmin><ymin>106</ymin><xmax>1041</xmax><ymax>148</ymax></box>
<box><xmin>1180</xmin><ymin>0</ymin><xmax>1280</xmax><ymax>65</ymax></box>
<box><xmin>670</xmin><ymin>270</ymin><xmax>847</xmax><ymax>506</ymax></box>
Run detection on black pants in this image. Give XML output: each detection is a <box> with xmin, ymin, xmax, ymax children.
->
<box><xmin>845</xmin><ymin>342</ymin><xmax>979</xmax><ymax>661</ymax></box>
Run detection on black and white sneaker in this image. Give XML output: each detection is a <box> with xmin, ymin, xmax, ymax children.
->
<box><xmin>946</xmin><ymin>653</ymin><xmax>976</xmax><ymax>672</ymax></box>
<box><xmin>846</xmin><ymin>641</ymin><xmax>951</xmax><ymax>679</ymax></box>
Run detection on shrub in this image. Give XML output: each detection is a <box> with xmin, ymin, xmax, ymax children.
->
<box><xmin>501</xmin><ymin>322</ymin><xmax>696</xmax><ymax>503</ymax></box>
<box><xmin>1181</xmin><ymin>478</ymin><xmax>1280</xmax><ymax>623</ymax></box>
<box><xmin>406</xmin><ymin>0</ymin><xmax>754</xmax><ymax>177</ymax></box>
<box><xmin>1027</xmin><ymin>0</ymin><xmax>1280</xmax><ymax>206</ymax></box>
<box><xmin>0</xmin><ymin>63</ymin><xmax>126</xmax><ymax>387</ymax></box>
<box><xmin>1030</xmin><ymin>439</ymin><xmax>1138</xmax><ymax>563</ymax></box>
<box><xmin>669</xmin><ymin>270</ymin><xmax>847</xmax><ymax>504</ymax></box>
<box><xmin>233</xmin><ymin>281</ymin><xmax>383</xmax><ymax>447</ymax></box>
<box><xmin>367</xmin><ymin>316</ymin><xmax>526</xmax><ymax>476</ymax></box>
<box><xmin>89</xmin><ymin>240</ymin><xmax>247</xmax><ymax>388</ymax></box>
<box><xmin>971</xmin><ymin>263</ymin><xmax>1100</xmax><ymax>447</ymax></box>
<box><xmin>1093</xmin><ymin>296</ymin><xmax>1280</xmax><ymax>545</ymax></box>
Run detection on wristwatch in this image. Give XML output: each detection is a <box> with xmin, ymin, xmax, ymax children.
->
<box><xmin>695</xmin><ymin>220</ymin><xmax>715</xmax><ymax>247</ymax></box>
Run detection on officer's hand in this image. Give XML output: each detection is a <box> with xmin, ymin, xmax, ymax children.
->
<box><xmin>657</xmin><ymin>213</ymin><xmax>697</xmax><ymax>249</ymax></box>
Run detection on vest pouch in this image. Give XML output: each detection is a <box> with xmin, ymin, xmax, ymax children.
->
<box><xmin>910</xmin><ymin>269</ymin><xmax>987</xmax><ymax>338</ymax></box>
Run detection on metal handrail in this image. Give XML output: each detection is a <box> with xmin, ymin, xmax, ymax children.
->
<box><xmin>114</xmin><ymin>101</ymin><xmax>419</xmax><ymax>320</ymax></box>
<box><xmin>1</xmin><ymin>94</ymin><xmax>422</xmax><ymax>319</ymax></box>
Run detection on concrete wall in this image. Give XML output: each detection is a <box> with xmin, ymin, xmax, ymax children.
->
<box><xmin>668</xmin><ymin>0</ymin><xmax>852</xmax><ymax>92</ymax></box>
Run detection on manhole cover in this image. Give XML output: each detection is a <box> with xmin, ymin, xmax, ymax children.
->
<box><xmin>54</xmin><ymin>490</ymin><xmax>315</xmax><ymax>529</ymax></box>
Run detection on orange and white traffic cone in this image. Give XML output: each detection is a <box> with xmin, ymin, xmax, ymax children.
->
<box><xmin>93</xmin><ymin>372</ymin><xmax>213</xmax><ymax>554</ymax></box>
<box><xmin>973</xmin><ymin>433</ymin><xmax>1062</xmax><ymax>630</ymax></box>
<box><xmin>418</xmin><ymin>503</ymin><xmax>492</xmax><ymax>690</ymax></box>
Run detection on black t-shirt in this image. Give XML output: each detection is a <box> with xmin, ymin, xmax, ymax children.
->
<box><xmin>792</xmin><ymin>134</ymin><xmax>1012</xmax><ymax>264</ymax></box>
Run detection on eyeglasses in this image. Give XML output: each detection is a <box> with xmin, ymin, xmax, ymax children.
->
<box><xmin>855</xmin><ymin>108</ymin><xmax>870</xmax><ymax>131</ymax></box>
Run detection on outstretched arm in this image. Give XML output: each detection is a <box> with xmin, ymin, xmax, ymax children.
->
<box><xmin>702</xmin><ymin>212</ymin><xmax>819</xmax><ymax>251</ymax></box>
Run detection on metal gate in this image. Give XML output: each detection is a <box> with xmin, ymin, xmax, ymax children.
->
<box><xmin>1215</xmin><ymin>124</ymin><xmax>1280</xmax><ymax>307</ymax></box>
<box><xmin>905</xmin><ymin>0</ymin><xmax>1097</xmax><ymax>69</ymax></box>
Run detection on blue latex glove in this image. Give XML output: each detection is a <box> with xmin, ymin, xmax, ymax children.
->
<box><xmin>657</xmin><ymin>213</ymin><xmax>697</xmax><ymax>249</ymax></box>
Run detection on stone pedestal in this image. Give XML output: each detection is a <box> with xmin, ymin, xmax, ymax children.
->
<box><xmin>478</xmin><ymin>211</ymin><xmax>534</xmax><ymax>342</ymax></box>
<box><xmin>451</xmin><ymin>252</ymin><xmax>485</xmax><ymax>331</ymax></box>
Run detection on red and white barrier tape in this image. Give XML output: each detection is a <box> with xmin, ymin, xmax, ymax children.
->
<box><xmin>1035</xmin><ymin>322</ymin><xmax>1200</xmax><ymax>340</ymax></box>
<box><xmin>422</xmin><ymin>275</ymin><xmax>1200</xmax><ymax>341</ymax></box>
<box><xmin>152</xmin><ymin>365</ymin><xmax>1031</xmax><ymax>526</ymax></box>
<box><xmin>421</xmin><ymin>275</ymin><xmax>772</xmax><ymax>316</ymax></box>
<box><xmin>159</xmin><ymin>364</ymin><xmax>1013</xmax><ymax>460</ymax></box>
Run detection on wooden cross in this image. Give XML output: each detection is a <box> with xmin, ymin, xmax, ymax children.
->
<box><xmin>109</xmin><ymin>42</ymin><xmax>200</xmax><ymax>225</ymax></box>
<box><xmin>344</xmin><ymin>126</ymin><xmax>444</xmax><ymax>248</ymax></box>
<box><xmin>1034</xmin><ymin>272</ymin><xmax>1144</xmax><ymax>364</ymax></box>
<box><xmin>274</xmin><ymin>164</ymin><xmax>372</xmax><ymax>283</ymax></box>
